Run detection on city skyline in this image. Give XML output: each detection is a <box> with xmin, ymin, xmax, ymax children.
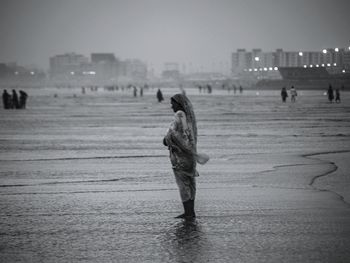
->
<box><xmin>1</xmin><ymin>0</ymin><xmax>349</xmax><ymax>73</ymax></box>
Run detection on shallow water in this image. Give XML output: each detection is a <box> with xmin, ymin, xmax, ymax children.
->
<box><xmin>1</xmin><ymin>87</ymin><xmax>350</xmax><ymax>262</ymax></box>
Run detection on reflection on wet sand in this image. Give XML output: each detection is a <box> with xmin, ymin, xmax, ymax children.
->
<box><xmin>161</xmin><ymin>219</ymin><xmax>210</xmax><ymax>262</ymax></box>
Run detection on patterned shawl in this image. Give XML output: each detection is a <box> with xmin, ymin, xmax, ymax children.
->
<box><xmin>171</xmin><ymin>94</ymin><xmax>197</xmax><ymax>152</ymax></box>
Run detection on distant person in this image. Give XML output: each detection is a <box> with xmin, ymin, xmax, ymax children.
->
<box><xmin>290</xmin><ymin>86</ymin><xmax>297</xmax><ymax>103</ymax></box>
<box><xmin>335</xmin><ymin>88</ymin><xmax>341</xmax><ymax>103</ymax></box>
<box><xmin>2</xmin><ymin>89</ymin><xmax>11</xmax><ymax>109</ymax></box>
<box><xmin>156</xmin><ymin>88</ymin><xmax>164</xmax><ymax>102</ymax></box>
<box><xmin>140</xmin><ymin>87</ymin><xmax>144</xmax><ymax>97</ymax></box>
<box><xmin>281</xmin><ymin>87</ymin><xmax>288</xmax><ymax>102</ymax></box>
<box><xmin>239</xmin><ymin>85</ymin><xmax>243</xmax><ymax>94</ymax></box>
<box><xmin>12</xmin><ymin>90</ymin><xmax>20</xmax><ymax>109</ymax></box>
<box><xmin>133</xmin><ymin>86</ymin><xmax>137</xmax><ymax>97</ymax></box>
<box><xmin>207</xmin><ymin>84</ymin><xmax>212</xmax><ymax>94</ymax></box>
<box><xmin>19</xmin><ymin>90</ymin><xmax>28</xmax><ymax>109</ymax></box>
<box><xmin>327</xmin><ymin>84</ymin><xmax>334</xmax><ymax>103</ymax></box>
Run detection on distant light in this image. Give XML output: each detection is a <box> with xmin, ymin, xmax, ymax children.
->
<box><xmin>303</xmin><ymin>65</ymin><xmax>307</xmax><ymax>68</ymax></box>
<box><xmin>316</xmin><ymin>65</ymin><xmax>319</xmax><ymax>67</ymax></box>
<box><xmin>259</xmin><ymin>68</ymin><xmax>263</xmax><ymax>71</ymax></box>
<box><xmin>322</xmin><ymin>49</ymin><xmax>327</xmax><ymax>54</ymax></box>
<box><xmin>342</xmin><ymin>69</ymin><xmax>346</xmax><ymax>73</ymax></box>
<box><xmin>248</xmin><ymin>69</ymin><xmax>252</xmax><ymax>72</ymax></box>
<box><xmin>269</xmin><ymin>67</ymin><xmax>273</xmax><ymax>71</ymax></box>
<box><xmin>254</xmin><ymin>57</ymin><xmax>260</xmax><ymax>61</ymax></box>
<box><xmin>335</xmin><ymin>48</ymin><xmax>339</xmax><ymax>52</ymax></box>
<box><xmin>299</xmin><ymin>52</ymin><xmax>303</xmax><ymax>56</ymax></box>
<box><xmin>263</xmin><ymin>67</ymin><xmax>268</xmax><ymax>71</ymax></box>
<box><xmin>14</xmin><ymin>71</ymin><xmax>19</xmax><ymax>75</ymax></box>
<box><xmin>348</xmin><ymin>46</ymin><xmax>350</xmax><ymax>50</ymax></box>
<box><xmin>256</xmin><ymin>92</ymin><xmax>260</xmax><ymax>96</ymax></box>
<box><xmin>310</xmin><ymin>65</ymin><xmax>313</xmax><ymax>68</ymax></box>
<box><xmin>274</xmin><ymin>67</ymin><xmax>278</xmax><ymax>71</ymax></box>
<box><xmin>333</xmin><ymin>63</ymin><xmax>337</xmax><ymax>66</ymax></box>
<box><xmin>254</xmin><ymin>68</ymin><xmax>258</xmax><ymax>72</ymax></box>
<box><xmin>70</xmin><ymin>71</ymin><xmax>75</xmax><ymax>75</ymax></box>
<box><xmin>321</xmin><ymin>64</ymin><xmax>325</xmax><ymax>67</ymax></box>
<box><xmin>327</xmin><ymin>63</ymin><xmax>331</xmax><ymax>67</ymax></box>
<box><xmin>30</xmin><ymin>71</ymin><xmax>35</xmax><ymax>75</ymax></box>
<box><xmin>243</xmin><ymin>69</ymin><xmax>247</xmax><ymax>72</ymax></box>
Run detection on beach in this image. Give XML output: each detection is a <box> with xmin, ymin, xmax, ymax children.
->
<box><xmin>1</xmin><ymin>87</ymin><xmax>350</xmax><ymax>262</ymax></box>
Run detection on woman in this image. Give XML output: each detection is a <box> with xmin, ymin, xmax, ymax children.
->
<box><xmin>163</xmin><ymin>94</ymin><xmax>208</xmax><ymax>219</ymax></box>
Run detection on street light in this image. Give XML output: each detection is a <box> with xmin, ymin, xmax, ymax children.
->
<box><xmin>274</xmin><ymin>67</ymin><xmax>278</xmax><ymax>71</ymax></box>
<box><xmin>254</xmin><ymin>57</ymin><xmax>260</xmax><ymax>62</ymax></box>
<box><xmin>322</xmin><ymin>49</ymin><xmax>327</xmax><ymax>54</ymax></box>
<box><xmin>335</xmin><ymin>48</ymin><xmax>339</xmax><ymax>52</ymax></box>
<box><xmin>299</xmin><ymin>52</ymin><xmax>303</xmax><ymax>56</ymax></box>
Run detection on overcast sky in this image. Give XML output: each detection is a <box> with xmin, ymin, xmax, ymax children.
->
<box><xmin>0</xmin><ymin>0</ymin><xmax>349</xmax><ymax>72</ymax></box>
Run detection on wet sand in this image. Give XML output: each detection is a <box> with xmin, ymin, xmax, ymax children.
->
<box><xmin>1</xmin><ymin>87</ymin><xmax>350</xmax><ymax>262</ymax></box>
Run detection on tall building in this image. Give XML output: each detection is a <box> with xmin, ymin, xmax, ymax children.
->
<box><xmin>231</xmin><ymin>46</ymin><xmax>350</xmax><ymax>76</ymax></box>
<box><xmin>91</xmin><ymin>53</ymin><xmax>119</xmax><ymax>81</ymax></box>
<box><xmin>50</xmin><ymin>53</ymin><xmax>89</xmax><ymax>78</ymax></box>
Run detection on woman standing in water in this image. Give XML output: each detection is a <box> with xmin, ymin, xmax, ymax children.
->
<box><xmin>163</xmin><ymin>94</ymin><xmax>209</xmax><ymax>219</ymax></box>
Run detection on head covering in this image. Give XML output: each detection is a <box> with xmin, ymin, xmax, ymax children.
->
<box><xmin>171</xmin><ymin>94</ymin><xmax>197</xmax><ymax>147</ymax></box>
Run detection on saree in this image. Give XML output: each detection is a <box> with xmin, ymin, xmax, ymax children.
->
<box><xmin>164</xmin><ymin>94</ymin><xmax>209</xmax><ymax>202</ymax></box>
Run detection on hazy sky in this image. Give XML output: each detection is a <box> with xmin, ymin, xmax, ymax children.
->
<box><xmin>0</xmin><ymin>0</ymin><xmax>349</xmax><ymax>72</ymax></box>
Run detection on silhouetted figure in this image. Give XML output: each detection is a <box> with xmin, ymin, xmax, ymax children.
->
<box><xmin>19</xmin><ymin>90</ymin><xmax>28</xmax><ymax>109</ymax></box>
<box><xmin>335</xmin><ymin>89</ymin><xmax>341</xmax><ymax>103</ymax></box>
<box><xmin>281</xmin><ymin>87</ymin><xmax>288</xmax><ymax>102</ymax></box>
<box><xmin>327</xmin><ymin>84</ymin><xmax>334</xmax><ymax>103</ymax></box>
<box><xmin>156</xmin><ymin>89</ymin><xmax>164</xmax><ymax>102</ymax></box>
<box><xmin>133</xmin><ymin>86</ymin><xmax>137</xmax><ymax>97</ymax></box>
<box><xmin>2</xmin><ymin>89</ymin><xmax>11</xmax><ymax>109</ymax></box>
<box><xmin>12</xmin><ymin>90</ymin><xmax>20</xmax><ymax>109</ymax></box>
<box><xmin>198</xmin><ymin>85</ymin><xmax>202</xmax><ymax>93</ymax></box>
<box><xmin>140</xmin><ymin>87</ymin><xmax>143</xmax><ymax>97</ymax></box>
<box><xmin>81</xmin><ymin>86</ymin><xmax>86</xmax><ymax>94</ymax></box>
<box><xmin>239</xmin><ymin>85</ymin><xmax>243</xmax><ymax>94</ymax></box>
<box><xmin>290</xmin><ymin>86</ymin><xmax>297</xmax><ymax>103</ymax></box>
<box><xmin>207</xmin><ymin>84</ymin><xmax>212</xmax><ymax>94</ymax></box>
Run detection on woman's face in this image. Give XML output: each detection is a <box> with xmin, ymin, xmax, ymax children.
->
<box><xmin>171</xmin><ymin>99</ymin><xmax>181</xmax><ymax>113</ymax></box>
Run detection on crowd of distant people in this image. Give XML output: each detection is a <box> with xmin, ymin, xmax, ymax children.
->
<box><xmin>326</xmin><ymin>84</ymin><xmax>341</xmax><ymax>103</ymax></box>
<box><xmin>281</xmin><ymin>84</ymin><xmax>343</xmax><ymax>103</ymax></box>
<box><xmin>2</xmin><ymin>89</ymin><xmax>28</xmax><ymax>109</ymax></box>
